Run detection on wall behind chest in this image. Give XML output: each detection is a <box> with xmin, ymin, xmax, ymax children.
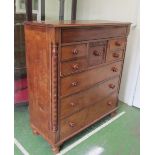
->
<box><xmin>76</xmin><ymin>0</ymin><xmax>140</xmax><ymax>106</ymax></box>
<box><xmin>45</xmin><ymin>0</ymin><xmax>72</xmax><ymax>20</ymax></box>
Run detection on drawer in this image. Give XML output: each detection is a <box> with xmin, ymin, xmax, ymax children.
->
<box><xmin>61</xmin><ymin>61</ymin><xmax>123</xmax><ymax>97</ymax></box>
<box><xmin>61</xmin><ymin>44</ymin><xmax>87</xmax><ymax>61</ymax></box>
<box><xmin>109</xmin><ymin>38</ymin><xmax>126</xmax><ymax>51</ymax></box>
<box><xmin>61</xmin><ymin>26</ymin><xmax>128</xmax><ymax>43</ymax></box>
<box><xmin>88</xmin><ymin>41</ymin><xmax>107</xmax><ymax>67</ymax></box>
<box><xmin>86</xmin><ymin>92</ymin><xmax>118</xmax><ymax>124</ymax></box>
<box><xmin>60</xmin><ymin>92</ymin><xmax>118</xmax><ymax>140</ymax></box>
<box><xmin>60</xmin><ymin>109</ymin><xmax>87</xmax><ymax>140</ymax></box>
<box><xmin>106</xmin><ymin>49</ymin><xmax>124</xmax><ymax>62</ymax></box>
<box><xmin>61</xmin><ymin>58</ymin><xmax>87</xmax><ymax>76</ymax></box>
<box><xmin>60</xmin><ymin>77</ymin><xmax>120</xmax><ymax>119</ymax></box>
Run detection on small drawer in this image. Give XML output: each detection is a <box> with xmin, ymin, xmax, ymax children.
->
<box><xmin>61</xmin><ymin>44</ymin><xmax>87</xmax><ymax>61</ymax></box>
<box><xmin>61</xmin><ymin>58</ymin><xmax>87</xmax><ymax>76</ymax></box>
<box><xmin>109</xmin><ymin>38</ymin><xmax>126</xmax><ymax>51</ymax></box>
<box><xmin>60</xmin><ymin>77</ymin><xmax>120</xmax><ymax>119</ymax></box>
<box><xmin>106</xmin><ymin>49</ymin><xmax>124</xmax><ymax>62</ymax></box>
<box><xmin>61</xmin><ymin>61</ymin><xmax>123</xmax><ymax>97</ymax></box>
<box><xmin>60</xmin><ymin>109</ymin><xmax>87</xmax><ymax>140</ymax></box>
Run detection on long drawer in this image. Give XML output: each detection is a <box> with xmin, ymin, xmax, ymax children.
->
<box><xmin>86</xmin><ymin>92</ymin><xmax>118</xmax><ymax>125</ymax></box>
<box><xmin>60</xmin><ymin>92</ymin><xmax>118</xmax><ymax>140</ymax></box>
<box><xmin>60</xmin><ymin>77</ymin><xmax>120</xmax><ymax>119</ymax></box>
<box><xmin>61</xmin><ymin>61</ymin><xmax>123</xmax><ymax>97</ymax></box>
<box><xmin>61</xmin><ymin>26</ymin><xmax>128</xmax><ymax>43</ymax></box>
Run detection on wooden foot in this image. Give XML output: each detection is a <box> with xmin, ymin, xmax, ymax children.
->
<box><xmin>32</xmin><ymin>128</ymin><xmax>40</xmax><ymax>135</ymax></box>
<box><xmin>51</xmin><ymin>145</ymin><xmax>60</xmax><ymax>154</ymax></box>
<box><xmin>110</xmin><ymin>111</ymin><xmax>117</xmax><ymax>117</ymax></box>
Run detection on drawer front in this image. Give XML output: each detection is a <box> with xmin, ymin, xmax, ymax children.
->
<box><xmin>60</xmin><ymin>77</ymin><xmax>120</xmax><ymax>119</ymax></box>
<box><xmin>61</xmin><ymin>26</ymin><xmax>128</xmax><ymax>43</ymax></box>
<box><xmin>86</xmin><ymin>92</ymin><xmax>118</xmax><ymax>124</ymax></box>
<box><xmin>106</xmin><ymin>49</ymin><xmax>124</xmax><ymax>62</ymax></box>
<box><xmin>109</xmin><ymin>38</ymin><xmax>126</xmax><ymax>51</ymax></box>
<box><xmin>61</xmin><ymin>44</ymin><xmax>87</xmax><ymax>61</ymax></box>
<box><xmin>60</xmin><ymin>92</ymin><xmax>118</xmax><ymax>140</ymax></box>
<box><xmin>60</xmin><ymin>109</ymin><xmax>87</xmax><ymax>140</ymax></box>
<box><xmin>61</xmin><ymin>61</ymin><xmax>123</xmax><ymax>97</ymax></box>
<box><xmin>61</xmin><ymin>58</ymin><xmax>87</xmax><ymax>76</ymax></box>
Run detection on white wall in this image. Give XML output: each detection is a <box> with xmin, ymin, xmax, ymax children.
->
<box><xmin>45</xmin><ymin>0</ymin><xmax>72</xmax><ymax>20</ymax></box>
<box><xmin>45</xmin><ymin>0</ymin><xmax>59</xmax><ymax>20</ymax></box>
<box><xmin>77</xmin><ymin>0</ymin><xmax>140</xmax><ymax>106</ymax></box>
<box><xmin>133</xmin><ymin>70</ymin><xmax>140</xmax><ymax>108</ymax></box>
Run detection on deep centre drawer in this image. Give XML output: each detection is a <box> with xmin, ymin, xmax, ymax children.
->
<box><xmin>60</xmin><ymin>61</ymin><xmax>123</xmax><ymax>97</ymax></box>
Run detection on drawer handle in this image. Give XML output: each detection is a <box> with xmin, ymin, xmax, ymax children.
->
<box><xmin>93</xmin><ymin>50</ymin><xmax>101</xmax><ymax>56</ymax></box>
<box><xmin>71</xmin><ymin>81</ymin><xmax>78</xmax><ymax>87</ymax></box>
<box><xmin>72</xmin><ymin>64</ymin><xmax>79</xmax><ymax>70</ymax></box>
<box><xmin>109</xmin><ymin>84</ymin><xmax>115</xmax><ymax>89</ymax></box>
<box><xmin>115</xmin><ymin>41</ymin><xmax>121</xmax><ymax>46</ymax></box>
<box><xmin>73</xmin><ymin>49</ymin><xmax>79</xmax><ymax>55</ymax></box>
<box><xmin>69</xmin><ymin>122</ymin><xmax>75</xmax><ymax>128</ymax></box>
<box><xmin>113</xmin><ymin>53</ymin><xmax>120</xmax><ymax>58</ymax></box>
<box><xmin>70</xmin><ymin>102</ymin><xmax>76</xmax><ymax>106</ymax></box>
<box><xmin>111</xmin><ymin>67</ymin><xmax>118</xmax><ymax>72</ymax></box>
<box><xmin>107</xmin><ymin>101</ymin><xmax>112</xmax><ymax>106</ymax></box>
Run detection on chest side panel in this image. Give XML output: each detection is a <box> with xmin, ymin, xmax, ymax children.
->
<box><xmin>25</xmin><ymin>25</ymin><xmax>53</xmax><ymax>143</ymax></box>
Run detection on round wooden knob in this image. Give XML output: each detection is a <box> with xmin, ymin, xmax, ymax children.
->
<box><xmin>71</xmin><ymin>81</ymin><xmax>78</xmax><ymax>87</ymax></box>
<box><xmin>107</xmin><ymin>101</ymin><xmax>112</xmax><ymax>106</ymax></box>
<box><xmin>93</xmin><ymin>50</ymin><xmax>101</xmax><ymax>56</ymax></box>
<box><xmin>115</xmin><ymin>41</ymin><xmax>121</xmax><ymax>46</ymax></box>
<box><xmin>111</xmin><ymin>67</ymin><xmax>118</xmax><ymax>72</ymax></box>
<box><xmin>69</xmin><ymin>122</ymin><xmax>75</xmax><ymax>128</ymax></box>
<box><xmin>70</xmin><ymin>102</ymin><xmax>76</xmax><ymax>106</ymax></box>
<box><xmin>109</xmin><ymin>84</ymin><xmax>115</xmax><ymax>89</ymax></box>
<box><xmin>73</xmin><ymin>49</ymin><xmax>79</xmax><ymax>55</ymax></box>
<box><xmin>113</xmin><ymin>53</ymin><xmax>119</xmax><ymax>58</ymax></box>
<box><xmin>72</xmin><ymin>64</ymin><xmax>79</xmax><ymax>70</ymax></box>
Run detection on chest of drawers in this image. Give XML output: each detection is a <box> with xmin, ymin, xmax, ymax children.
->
<box><xmin>24</xmin><ymin>20</ymin><xmax>131</xmax><ymax>153</ymax></box>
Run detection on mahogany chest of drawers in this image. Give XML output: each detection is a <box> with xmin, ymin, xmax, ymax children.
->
<box><xmin>24</xmin><ymin>20</ymin><xmax>131</xmax><ymax>153</ymax></box>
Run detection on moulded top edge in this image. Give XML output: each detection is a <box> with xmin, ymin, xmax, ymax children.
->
<box><xmin>24</xmin><ymin>20</ymin><xmax>131</xmax><ymax>28</ymax></box>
